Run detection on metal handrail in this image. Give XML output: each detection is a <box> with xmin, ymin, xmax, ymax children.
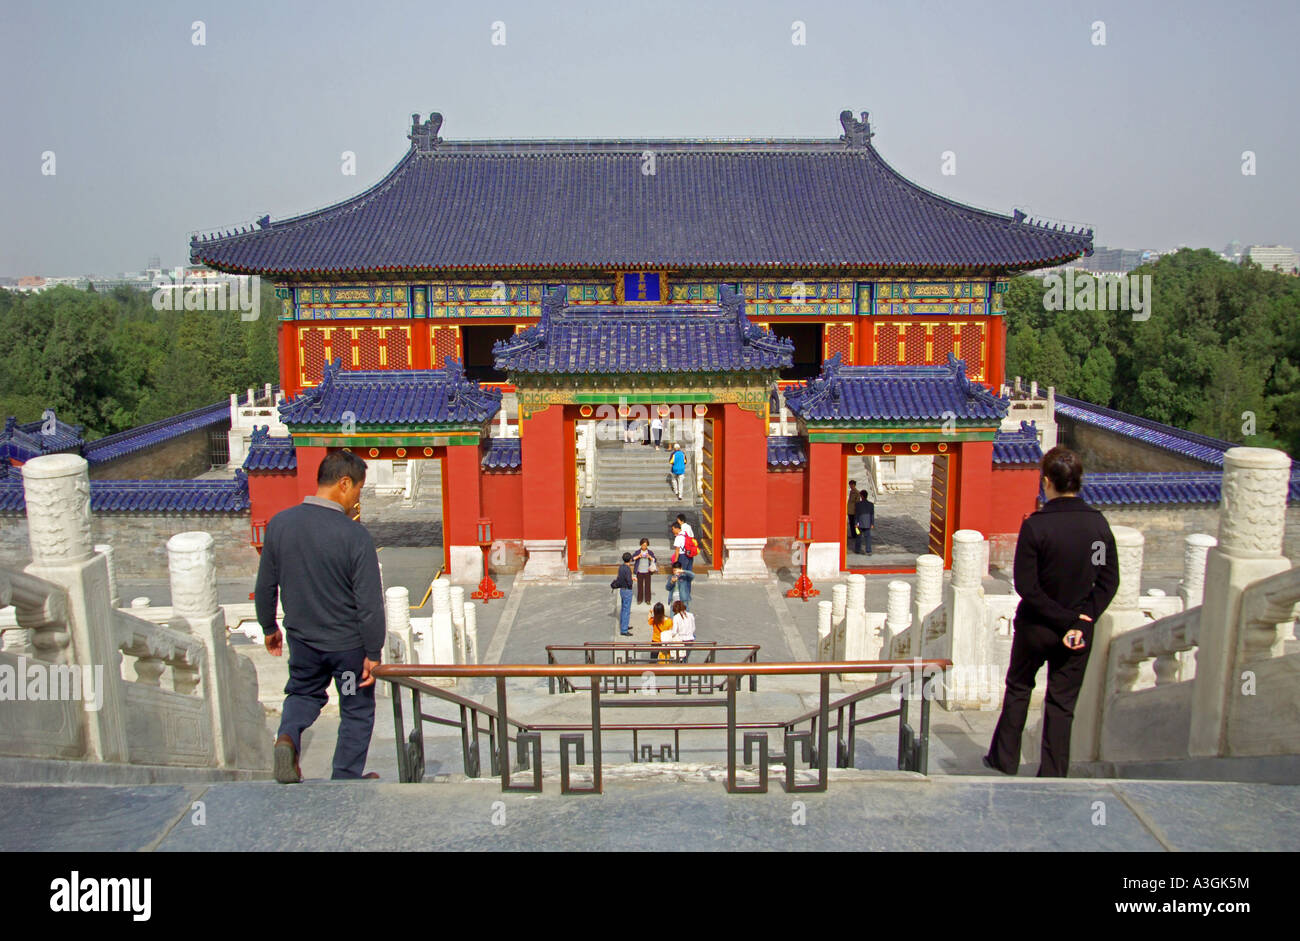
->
<box><xmin>374</xmin><ymin>659</ymin><xmax>951</xmax><ymax>794</ymax></box>
<box><xmin>544</xmin><ymin>643</ymin><xmax>762</xmax><ymax>693</ymax></box>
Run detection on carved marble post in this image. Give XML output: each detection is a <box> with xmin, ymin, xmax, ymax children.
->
<box><xmin>842</xmin><ymin>574</ymin><xmax>873</xmax><ymax>676</ymax></box>
<box><xmin>449</xmin><ymin>585</ymin><xmax>467</xmax><ymax>664</ymax></box>
<box><xmin>884</xmin><ymin>580</ymin><xmax>912</xmax><ymax>656</ymax></box>
<box><xmin>94</xmin><ymin>544</ymin><xmax>120</xmax><ymax>609</ymax></box>
<box><xmin>1073</xmin><ymin>525</ymin><xmax>1146</xmax><ymax>763</ymax></box>
<box><xmin>1189</xmin><ymin>448</ymin><xmax>1293</xmax><ymax>758</ymax></box>
<box><xmin>464</xmin><ymin>601</ymin><xmax>479</xmax><ymax>665</ymax></box>
<box><xmin>21</xmin><ymin>454</ymin><xmax>127</xmax><ymax>762</ymax></box>
<box><xmin>816</xmin><ymin>600</ymin><xmax>833</xmax><ymax>660</ymax></box>
<box><xmin>830</xmin><ymin>582</ymin><xmax>847</xmax><ymax>660</ymax></box>
<box><xmin>385</xmin><ymin>586</ymin><xmax>412</xmax><ymax>664</ymax></box>
<box><xmin>911</xmin><ymin>554</ymin><xmax>944</xmax><ymax>659</ymax></box>
<box><xmin>937</xmin><ymin>530</ymin><xmax>991</xmax><ymax>710</ymax></box>
<box><xmin>168</xmin><ymin>531</ymin><xmax>237</xmax><ymax>767</ymax></box>
<box><xmin>1179</xmin><ymin>533</ymin><xmax>1218</xmax><ymax>610</ymax></box>
<box><xmin>429</xmin><ymin>579</ymin><xmax>457</xmax><ymax>678</ymax></box>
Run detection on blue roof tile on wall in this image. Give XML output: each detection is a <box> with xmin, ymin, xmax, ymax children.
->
<box><xmin>1054</xmin><ymin>395</ymin><xmax>1233</xmax><ymax>467</ymax></box>
<box><xmin>1080</xmin><ymin>469</ymin><xmax>1300</xmax><ymax>506</ymax></box>
<box><xmin>767</xmin><ymin>436</ymin><xmax>807</xmax><ymax>469</ymax></box>
<box><xmin>0</xmin><ymin>470</ymin><xmax>250</xmax><ymax>514</ymax></box>
<box><xmin>481</xmin><ymin>437</ymin><xmax>521</xmax><ymax>471</ymax></box>
<box><xmin>993</xmin><ymin>420</ymin><xmax>1043</xmax><ymax>466</ymax></box>
<box><xmin>81</xmin><ymin>400</ymin><xmax>231</xmax><ymax>464</ymax></box>
<box><xmin>280</xmin><ymin>359</ymin><xmax>501</xmax><ymax>427</ymax></box>
<box><xmin>191</xmin><ymin>123</ymin><xmax>1092</xmax><ymax>275</ymax></box>
<box><xmin>242</xmin><ymin>426</ymin><xmax>298</xmax><ymax>471</ymax></box>
<box><xmin>492</xmin><ymin>286</ymin><xmax>793</xmax><ymax>376</ymax></box>
<box><xmin>785</xmin><ymin>353</ymin><xmax>1007</xmax><ymax>424</ymax></box>
<box><xmin>0</xmin><ymin>416</ymin><xmax>85</xmax><ymax>462</ymax></box>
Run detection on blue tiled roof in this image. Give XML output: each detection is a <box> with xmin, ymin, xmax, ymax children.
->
<box><xmin>82</xmin><ymin>400</ymin><xmax>231</xmax><ymax>464</ymax></box>
<box><xmin>0</xmin><ymin>470</ymin><xmax>250</xmax><ymax>514</ymax></box>
<box><xmin>0</xmin><ymin>416</ymin><xmax>84</xmax><ymax>462</ymax></box>
<box><xmin>1054</xmin><ymin>395</ymin><xmax>1233</xmax><ymax>467</ymax></box>
<box><xmin>280</xmin><ymin>359</ymin><xmax>501</xmax><ymax>427</ymax></box>
<box><xmin>1081</xmin><ymin>470</ymin><xmax>1300</xmax><ymax>505</ymax></box>
<box><xmin>493</xmin><ymin>286</ymin><xmax>793</xmax><ymax>375</ymax></box>
<box><xmin>242</xmin><ymin>426</ymin><xmax>297</xmax><ymax>471</ymax></box>
<box><xmin>481</xmin><ymin>437</ymin><xmax>521</xmax><ymax>471</ymax></box>
<box><xmin>785</xmin><ymin>353</ymin><xmax>1008</xmax><ymax>425</ymax></box>
<box><xmin>191</xmin><ymin>112</ymin><xmax>1092</xmax><ymax>275</ymax></box>
<box><xmin>767</xmin><ymin>436</ymin><xmax>807</xmax><ymax>469</ymax></box>
<box><xmin>993</xmin><ymin>421</ymin><xmax>1043</xmax><ymax>466</ymax></box>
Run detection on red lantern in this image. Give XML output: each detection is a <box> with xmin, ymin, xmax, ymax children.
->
<box><xmin>786</xmin><ymin>515</ymin><xmax>820</xmax><ymax>601</ymax></box>
<box><xmin>471</xmin><ymin>517</ymin><xmax>504</xmax><ymax>602</ymax></box>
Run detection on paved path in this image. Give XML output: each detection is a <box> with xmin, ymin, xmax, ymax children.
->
<box><xmin>3</xmin><ymin>775</ymin><xmax>1296</xmax><ymax>851</ymax></box>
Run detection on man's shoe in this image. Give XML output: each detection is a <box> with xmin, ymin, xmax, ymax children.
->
<box><xmin>362</xmin><ymin>772</ymin><xmax>380</xmax><ymax>780</ymax></box>
<box><xmin>981</xmin><ymin>754</ymin><xmax>1012</xmax><ymax>775</ymax></box>
<box><xmin>274</xmin><ymin>734</ymin><xmax>302</xmax><ymax>784</ymax></box>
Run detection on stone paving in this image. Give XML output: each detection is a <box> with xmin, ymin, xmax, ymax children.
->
<box><xmin>4</xmin><ymin>776</ymin><xmax>1297</xmax><ymax>851</ymax></box>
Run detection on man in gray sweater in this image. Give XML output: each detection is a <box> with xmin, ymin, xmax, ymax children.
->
<box><xmin>255</xmin><ymin>450</ymin><xmax>385</xmax><ymax>782</ymax></box>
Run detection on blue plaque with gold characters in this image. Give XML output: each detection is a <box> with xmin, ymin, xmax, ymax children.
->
<box><xmin>621</xmin><ymin>271</ymin><xmax>662</xmax><ymax>303</ymax></box>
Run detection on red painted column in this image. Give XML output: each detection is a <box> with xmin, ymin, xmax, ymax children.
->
<box><xmin>443</xmin><ymin>444</ymin><xmax>482</xmax><ymax>546</ymax></box>
<box><xmin>521</xmin><ymin>404</ymin><xmax>567</xmax><ymax>542</ymax></box>
<box><xmin>294</xmin><ymin>446</ymin><xmax>328</xmax><ymax>499</ymax></box>
<box><xmin>721</xmin><ymin>404</ymin><xmax>768</xmax><ymax>540</ymax></box>
<box><xmin>278</xmin><ymin>322</ymin><xmax>300</xmax><ymax>397</ymax></box>
<box><xmin>443</xmin><ymin>442</ymin><xmax>483</xmax><ymax>578</ymax></box>
<box><xmin>954</xmin><ymin>439</ymin><xmax>995</xmax><ymax>537</ymax></box>
<box><xmin>806</xmin><ymin>440</ymin><xmax>845</xmax><ymax>569</ymax></box>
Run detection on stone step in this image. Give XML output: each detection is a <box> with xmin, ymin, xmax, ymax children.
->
<box><xmin>8</xmin><ymin>775</ymin><xmax>1294</xmax><ymax>851</ymax></box>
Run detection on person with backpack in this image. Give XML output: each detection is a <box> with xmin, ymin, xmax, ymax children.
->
<box><xmin>671</xmin><ymin>521</ymin><xmax>698</xmax><ymax>572</ymax></box>
<box><xmin>610</xmin><ymin>551</ymin><xmax>635</xmax><ymax>636</ymax></box>
<box><xmin>668</xmin><ymin>444</ymin><xmax>687</xmax><ymax>499</ymax></box>
<box><xmin>675</xmin><ymin>513</ymin><xmax>694</xmax><ymax>541</ymax></box>
<box><xmin>666</xmin><ymin>561</ymin><xmax>694</xmax><ymax>609</ymax></box>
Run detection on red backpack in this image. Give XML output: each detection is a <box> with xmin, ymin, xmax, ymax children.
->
<box><xmin>682</xmin><ymin>534</ymin><xmax>699</xmax><ymax>558</ymax></box>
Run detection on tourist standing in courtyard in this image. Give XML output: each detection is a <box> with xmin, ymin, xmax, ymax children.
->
<box><xmin>632</xmin><ymin>538</ymin><xmax>657</xmax><ymax>605</ymax></box>
<box><xmin>648</xmin><ymin>602</ymin><xmax>674</xmax><ymax>661</ymax></box>
<box><xmin>666</xmin><ymin>561</ymin><xmax>694</xmax><ymax>609</ymax></box>
<box><xmin>255</xmin><ymin>450</ymin><xmax>384</xmax><ymax>784</ymax></box>
<box><xmin>650</xmin><ymin>413</ymin><xmax>664</xmax><ymax>449</ymax></box>
<box><xmin>854</xmin><ymin>490</ymin><xmax>875</xmax><ymax>555</ymax></box>
<box><xmin>847</xmin><ymin>479</ymin><xmax>860</xmax><ymax>545</ymax></box>
<box><xmin>669</xmin><ymin>444</ymin><xmax>686</xmax><ymax>499</ymax></box>
<box><xmin>670</xmin><ymin>600</ymin><xmax>696</xmax><ymax>660</ymax></box>
<box><xmin>984</xmin><ymin>446</ymin><xmax>1119</xmax><ymax>778</ymax></box>
<box><xmin>611</xmin><ymin>551</ymin><xmax>635</xmax><ymax>636</ymax></box>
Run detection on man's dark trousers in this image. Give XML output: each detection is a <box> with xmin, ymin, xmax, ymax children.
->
<box><xmin>987</xmin><ymin>620</ymin><xmax>1090</xmax><ymax>777</ymax></box>
<box><xmin>278</xmin><ymin>637</ymin><xmax>376</xmax><ymax>779</ymax></box>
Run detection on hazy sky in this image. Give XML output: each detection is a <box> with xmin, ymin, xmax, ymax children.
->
<box><xmin>2</xmin><ymin>0</ymin><xmax>1296</xmax><ymax>276</ymax></box>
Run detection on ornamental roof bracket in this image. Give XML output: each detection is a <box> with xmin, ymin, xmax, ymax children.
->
<box><xmin>409</xmin><ymin>112</ymin><xmax>444</xmax><ymax>153</ymax></box>
<box><xmin>839</xmin><ymin>110</ymin><xmax>873</xmax><ymax>149</ymax></box>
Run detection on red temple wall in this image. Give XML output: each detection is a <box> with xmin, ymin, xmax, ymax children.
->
<box><xmin>766</xmin><ymin>468</ymin><xmax>807</xmax><ymax>538</ymax></box>
<box><xmin>479</xmin><ymin>472</ymin><xmax>524</xmax><ymax>540</ymax></box>
<box><xmin>721</xmin><ymin>404</ymin><xmax>768</xmax><ymax>539</ymax></box>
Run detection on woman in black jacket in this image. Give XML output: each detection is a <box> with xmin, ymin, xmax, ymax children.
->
<box><xmin>984</xmin><ymin>446</ymin><xmax>1119</xmax><ymax>777</ymax></box>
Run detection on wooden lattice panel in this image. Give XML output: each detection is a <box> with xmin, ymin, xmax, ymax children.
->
<box><xmin>823</xmin><ymin>322</ymin><xmax>854</xmax><ymax>364</ymax></box>
<box><xmin>355</xmin><ymin>326</ymin><xmax>382</xmax><ymax>369</ymax></box>
<box><xmin>430</xmin><ymin>325</ymin><xmax>460</xmax><ymax>368</ymax></box>
<box><xmin>299</xmin><ymin>327</ymin><xmax>328</xmax><ymax>386</ymax></box>
<box><xmin>931</xmin><ymin>323</ymin><xmax>954</xmax><ymax>363</ymax></box>
<box><xmin>903</xmin><ymin>325</ymin><xmax>927</xmax><ymax>365</ymax></box>
<box><xmin>383</xmin><ymin>326</ymin><xmax>411</xmax><ymax>368</ymax></box>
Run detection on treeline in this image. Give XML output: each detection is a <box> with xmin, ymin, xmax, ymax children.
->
<box><xmin>1004</xmin><ymin>248</ymin><xmax>1300</xmax><ymax>456</ymax></box>
<box><xmin>0</xmin><ymin>282</ymin><xmax>279</xmax><ymax>440</ymax></box>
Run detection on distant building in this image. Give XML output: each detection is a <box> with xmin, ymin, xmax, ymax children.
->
<box><xmin>1244</xmin><ymin>245</ymin><xmax>1299</xmax><ymax>275</ymax></box>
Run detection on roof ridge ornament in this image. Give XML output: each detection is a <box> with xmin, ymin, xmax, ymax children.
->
<box><xmin>409</xmin><ymin>112</ymin><xmax>444</xmax><ymax>153</ymax></box>
<box><xmin>839</xmin><ymin>110</ymin><xmax>873</xmax><ymax>149</ymax></box>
